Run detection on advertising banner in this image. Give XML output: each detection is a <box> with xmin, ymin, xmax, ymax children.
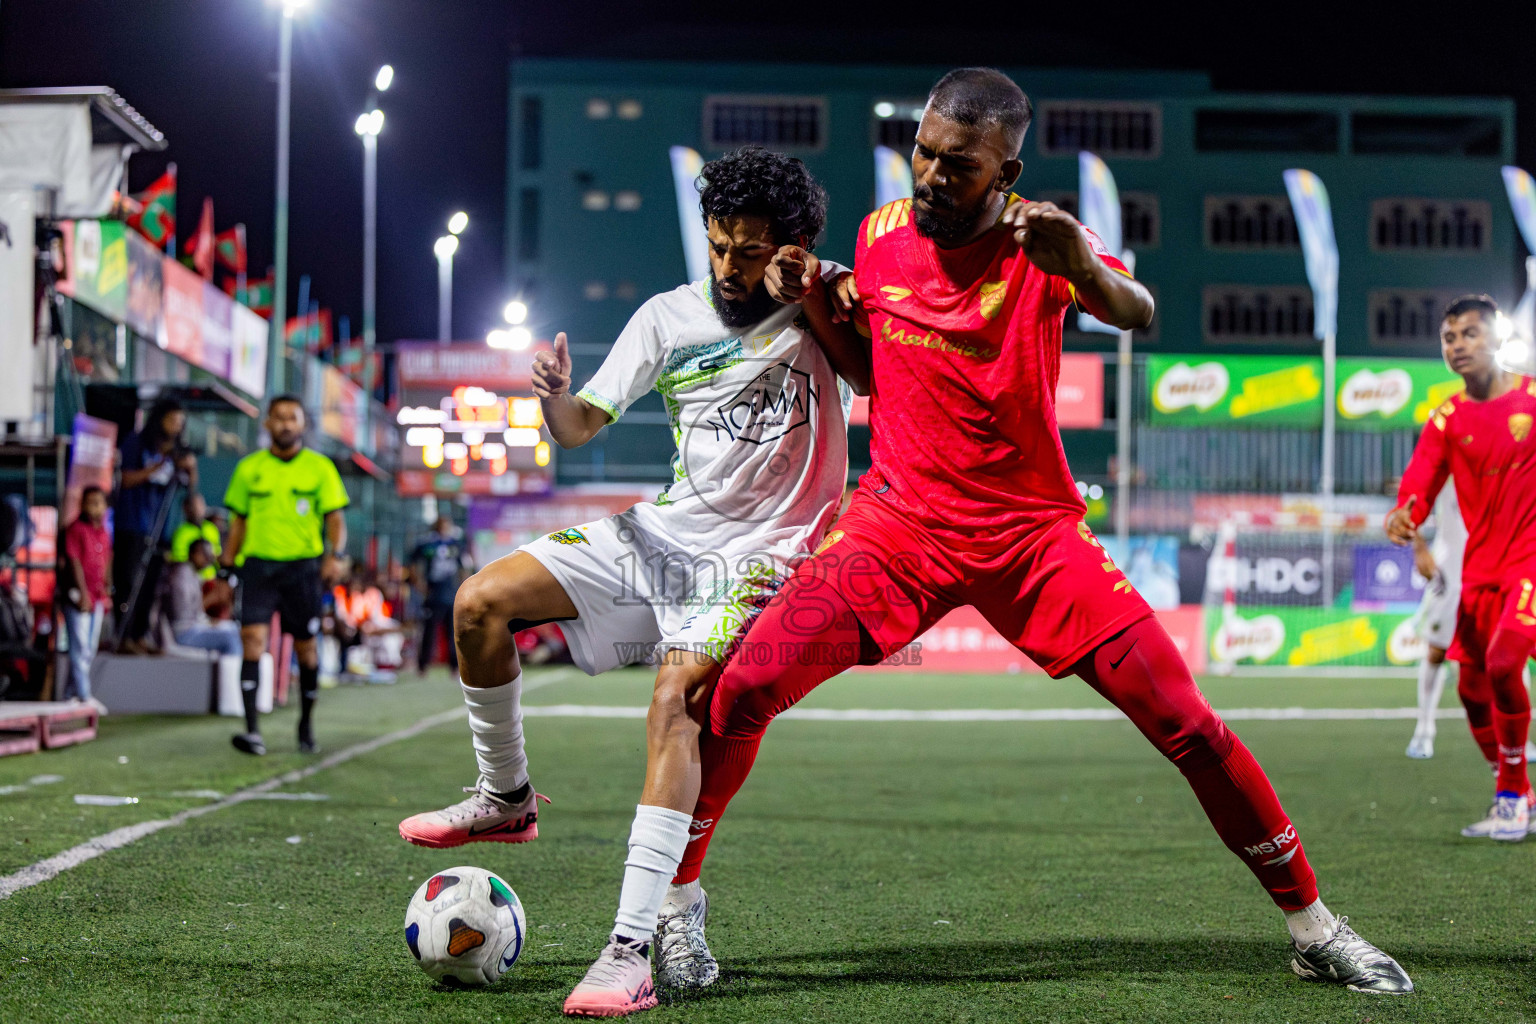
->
<box><xmin>57</xmin><ymin>218</ymin><xmax>128</xmax><ymax>321</ymax></box>
<box><xmin>160</xmin><ymin>256</ymin><xmax>205</xmax><ymax>366</ymax></box>
<box><xmin>1283</xmin><ymin>169</ymin><xmax>1338</xmax><ymax>340</ymax></box>
<box><xmin>1148</xmin><ymin>354</ymin><xmax>1323</xmax><ymax>426</ymax></box>
<box><xmin>874</xmin><ymin>145</ymin><xmax>913</xmax><ymax>209</ymax></box>
<box><xmin>1334</xmin><ymin>358</ymin><xmax>1462</xmax><ymax>431</ymax></box>
<box><xmin>62</xmin><ymin>413</ymin><xmax>117</xmax><ymax>525</ymax></box>
<box><xmin>200</xmin><ymin>282</ymin><xmax>234</xmax><ymax>379</ymax></box>
<box><xmin>230</xmin><ymin>303</ymin><xmax>268</xmax><ymax>399</ymax></box>
<box><xmin>1352</xmin><ymin>543</ymin><xmax>1424</xmax><ymax>607</ymax></box>
<box><xmin>1055</xmin><ymin>352</ymin><xmax>1105</xmax><ymax>428</ymax></box>
<box><xmin>124</xmin><ymin>229</ymin><xmax>163</xmax><ymax>340</ymax></box>
<box><xmin>395</xmin><ymin>341</ymin><xmax>533</xmax><ymax>391</ymax></box>
<box><xmin>1208</xmin><ymin>606</ymin><xmax>1424</xmax><ymax>668</ymax></box>
<box><xmin>320</xmin><ymin>365</ymin><xmax>364</xmax><ymax>449</ymax></box>
<box><xmin>669</xmin><ymin>146</ymin><xmax>709</xmax><ymax>284</ymax></box>
<box><xmin>1076</xmin><ymin>151</ymin><xmax>1122</xmax><ymax>337</ymax></box>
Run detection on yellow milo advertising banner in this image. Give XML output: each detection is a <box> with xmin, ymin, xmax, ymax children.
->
<box><xmin>1208</xmin><ymin>607</ymin><xmax>1425</xmax><ymax>668</ymax></box>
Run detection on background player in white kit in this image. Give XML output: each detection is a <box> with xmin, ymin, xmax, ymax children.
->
<box><xmin>1407</xmin><ymin>484</ymin><xmax>1464</xmax><ymax>759</ymax></box>
<box><xmin>398</xmin><ymin>149</ymin><xmax>866</xmax><ymax>1007</ymax></box>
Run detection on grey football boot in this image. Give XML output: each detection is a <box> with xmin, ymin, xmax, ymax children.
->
<box><xmin>1290</xmin><ymin>917</ymin><xmax>1413</xmax><ymax>994</ymax></box>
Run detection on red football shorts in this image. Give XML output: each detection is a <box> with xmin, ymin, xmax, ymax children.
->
<box><xmin>1450</xmin><ymin>575</ymin><xmax>1536</xmax><ymax>667</ymax></box>
<box><xmin>799</xmin><ymin>489</ymin><xmax>1153</xmax><ymax>677</ymax></box>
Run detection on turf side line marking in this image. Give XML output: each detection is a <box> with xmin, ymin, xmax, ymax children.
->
<box><xmin>521</xmin><ymin>704</ymin><xmax>1468</xmax><ymax>723</ymax></box>
<box><xmin>0</xmin><ymin>669</ymin><xmax>580</xmax><ymax>902</ymax></box>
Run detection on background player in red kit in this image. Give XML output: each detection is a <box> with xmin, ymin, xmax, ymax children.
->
<box><xmin>640</xmin><ymin>67</ymin><xmax>1412</xmax><ymax>1001</ymax></box>
<box><xmin>1387</xmin><ymin>295</ymin><xmax>1536</xmax><ymax>841</ymax></box>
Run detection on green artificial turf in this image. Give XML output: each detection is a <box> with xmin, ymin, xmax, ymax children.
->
<box><xmin>1</xmin><ymin>667</ymin><xmax>1531</xmax><ymax>1023</ymax></box>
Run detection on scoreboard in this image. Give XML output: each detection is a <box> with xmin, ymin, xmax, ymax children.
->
<box><xmin>393</xmin><ymin>341</ymin><xmax>555</xmax><ymax>497</ymax></box>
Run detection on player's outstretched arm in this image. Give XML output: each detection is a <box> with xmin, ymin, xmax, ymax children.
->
<box><xmin>1005</xmin><ymin>201</ymin><xmax>1153</xmax><ymax>330</ymax></box>
<box><xmin>766</xmin><ymin>246</ymin><xmax>871</xmax><ymax>396</ymax></box>
<box><xmin>1387</xmin><ymin>414</ymin><xmax>1451</xmax><ymax>545</ymax></box>
<box><xmin>533</xmin><ymin>332</ymin><xmax>611</xmax><ymax>448</ymax></box>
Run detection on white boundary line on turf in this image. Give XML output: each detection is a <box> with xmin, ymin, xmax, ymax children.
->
<box><xmin>521</xmin><ymin>704</ymin><xmax>1468</xmax><ymax>723</ymax></box>
<box><xmin>0</xmin><ymin>668</ymin><xmax>581</xmax><ymax>901</ymax></box>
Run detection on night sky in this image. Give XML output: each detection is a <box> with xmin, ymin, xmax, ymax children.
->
<box><xmin>3</xmin><ymin>0</ymin><xmax>1533</xmax><ymax>348</ymax></box>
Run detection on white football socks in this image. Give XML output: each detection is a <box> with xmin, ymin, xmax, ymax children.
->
<box><xmin>614</xmin><ymin>805</ymin><xmax>693</xmax><ymax>940</ymax></box>
<box><xmin>1415</xmin><ymin>659</ymin><xmax>1447</xmax><ymax>739</ymax></box>
<box><xmin>462</xmin><ymin>676</ymin><xmax>528</xmax><ymax>795</ymax></box>
<box><xmin>1285</xmin><ymin>899</ymin><xmax>1338</xmax><ymax>947</ymax></box>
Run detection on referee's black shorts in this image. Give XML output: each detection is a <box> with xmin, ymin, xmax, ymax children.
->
<box><xmin>238</xmin><ymin>556</ymin><xmax>324</xmax><ymax>639</ymax></box>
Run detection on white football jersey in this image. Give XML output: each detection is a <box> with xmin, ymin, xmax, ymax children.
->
<box><xmin>576</xmin><ymin>268</ymin><xmax>852</xmax><ymax>573</ymax></box>
<box><xmin>1429</xmin><ymin>482</ymin><xmax>1465</xmax><ymax>586</ymax></box>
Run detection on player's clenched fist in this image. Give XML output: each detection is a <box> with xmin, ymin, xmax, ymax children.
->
<box><xmin>532</xmin><ymin>332</ymin><xmax>572</xmax><ymax>398</ymax></box>
<box><xmin>1384</xmin><ymin>495</ymin><xmax>1418</xmax><ymax>546</ymax></box>
<box><xmin>828</xmin><ymin>271</ymin><xmax>859</xmax><ymax>324</ymax></box>
<box><xmin>1003</xmin><ymin>201</ymin><xmax>1095</xmax><ymax>280</ymax></box>
<box><xmin>765</xmin><ymin>245</ymin><xmax>822</xmax><ymax>305</ymax></box>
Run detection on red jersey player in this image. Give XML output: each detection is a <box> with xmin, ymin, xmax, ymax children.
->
<box><xmin>1387</xmin><ymin>294</ymin><xmax>1536</xmax><ymax>841</ymax></box>
<box><xmin>562</xmin><ymin>69</ymin><xmax>1410</xmax><ymax>1014</ymax></box>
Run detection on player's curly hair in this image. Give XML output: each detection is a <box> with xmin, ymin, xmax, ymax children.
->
<box><xmin>697</xmin><ymin>146</ymin><xmax>828</xmax><ymax>251</ymax></box>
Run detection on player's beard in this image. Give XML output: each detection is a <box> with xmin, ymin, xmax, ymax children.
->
<box><xmin>912</xmin><ymin>185</ymin><xmax>990</xmax><ymax>246</ymax></box>
<box><xmin>710</xmin><ymin>275</ymin><xmax>779</xmax><ymax>329</ymax></box>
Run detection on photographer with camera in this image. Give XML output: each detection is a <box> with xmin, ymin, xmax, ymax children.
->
<box><xmin>115</xmin><ymin>397</ymin><xmax>197</xmax><ymax>652</ymax></box>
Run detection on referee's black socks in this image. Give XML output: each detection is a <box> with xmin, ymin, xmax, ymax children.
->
<box><xmin>240</xmin><ymin>659</ymin><xmax>261</xmax><ymax>734</ymax></box>
<box><xmin>298</xmin><ymin>664</ymin><xmax>319</xmax><ymax>743</ymax></box>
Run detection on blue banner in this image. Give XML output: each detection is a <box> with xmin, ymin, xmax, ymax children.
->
<box><xmin>1283</xmin><ymin>169</ymin><xmax>1339</xmax><ymax>340</ymax></box>
<box><xmin>1076</xmin><ymin>152</ymin><xmax>1122</xmax><ymax>336</ymax></box>
<box><xmin>669</xmin><ymin>146</ymin><xmax>709</xmax><ymax>284</ymax></box>
<box><xmin>874</xmin><ymin>146</ymin><xmax>913</xmax><ymax>209</ymax></box>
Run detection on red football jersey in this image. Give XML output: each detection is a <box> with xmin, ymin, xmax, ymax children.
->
<box><xmin>1397</xmin><ymin>375</ymin><xmax>1536</xmax><ymax>590</ymax></box>
<box><xmin>852</xmin><ymin>195</ymin><xmax>1130</xmax><ymax>532</ymax></box>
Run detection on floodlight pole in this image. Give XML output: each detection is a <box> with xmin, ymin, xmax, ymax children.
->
<box><xmin>268</xmin><ymin>7</ymin><xmax>295</xmax><ymax>399</ymax></box>
<box><xmin>1114</xmin><ymin>249</ymin><xmax>1137</xmax><ymax>554</ymax></box>
<box><xmin>437</xmin><ymin>247</ymin><xmax>454</xmax><ymax>343</ymax></box>
<box><xmin>362</xmin><ymin>129</ymin><xmax>378</xmax><ymax>356</ymax></box>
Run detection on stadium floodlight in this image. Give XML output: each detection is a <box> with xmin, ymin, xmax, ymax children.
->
<box><xmin>486</xmin><ymin>328</ymin><xmax>512</xmax><ymax>349</ymax></box>
<box><xmin>873</xmin><ymin>102</ymin><xmax>896</xmax><ymax>118</ymax></box>
<box><xmin>447</xmin><ymin>210</ymin><xmax>469</xmax><ymax>235</ymax></box>
<box><xmin>435</xmin><ymin>234</ymin><xmax>459</xmax><ymax>342</ymax></box>
<box><xmin>375</xmin><ymin>64</ymin><xmax>394</xmax><ymax>92</ymax></box>
<box><xmin>507</xmin><ymin>326</ymin><xmax>533</xmax><ymax>351</ymax></box>
<box><xmin>503</xmin><ymin>299</ymin><xmax>529</xmax><ymax>325</ymax></box>
<box><xmin>279</xmin><ymin>0</ymin><xmax>312</xmax><ymax>13</ymax></box>
<box><xmin>1495</xmin><ymin>310</ymin><xmax>1515</xmax><ymax>342</ymax></box>
<box><xmin>354</xmin><ymin>108</ymin><xmax>384</xmax><ymax>136</ymax></box>
<box><xmin>433</xmin><ymin>234</ymin><xmax>458</xmax><ymax>260</ymax></box>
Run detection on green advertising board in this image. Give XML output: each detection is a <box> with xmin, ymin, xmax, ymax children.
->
<box><xmin>1147</xmin><ymin>354</ymin><xmax>1324</xmax><ymax>427</ymax></box>
<box><xmin>1149</xmin><ymin>353</ymin><xmax>1465</xmax><ymax>431</ymax></box>
<box><xmin>1207</xmin><ymin>606</ymin><xmax>1424</xmax><ymax>668</ymax></box>
<box><xmin>1334</xmin><ymin>358</ymin><xmax>1463</xmax><ymax>431</ymax></box>
<box><xmin>63</xmin><ymin>219</ymin><xmax>128</xmax><ymax>321</ymax></box>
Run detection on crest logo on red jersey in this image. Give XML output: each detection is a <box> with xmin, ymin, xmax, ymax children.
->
<box><xmin>978</xmin><ymin>280</ymin><xmax>1007</xmax><ymax>321</ymax></box>
<box><xmin>1510</xmin><ymin>413</ymin><xmax>1532</xmax><ymax>442</ymax></box>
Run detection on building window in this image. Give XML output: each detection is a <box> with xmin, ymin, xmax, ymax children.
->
<box><xmin>1368</xmin><ymin>289</ymin><xmax>1468</xmax><ymax>348</ymax></box>
<box><xmin>703</xmin><ymin>95</ymin><xmax>826</xmax><ymax>151</ymax></box>
<box><xmin>586</xmin><ymin>98</ymin><xmax>612</xmax><ymax>120</ymax></box>
<box><xmin>1369</xmin><ymin>198</ymin><xmax>1491</xmax><ymax>252</ymax></box>
<box><xmin>1202</xmin><ymin>286</ymin><xmax>1315</xmax><ymax>343</ymax></box>
<box><xmin>1352</xmin><ymin>113</ymin><xmax>1502</xmax><ymax>157</ymax></box>
<box><xmin>1037</xmin><ymin>102</ymin><xmax>1161</xmax><ymax>158</ymax></box>
<box><xmin>614</xmin><ymin>190</ymin><xmax>642</xmax><ymax>212</ymax></box>
<box><xmin>871</xmin><ymin>100</ymin><xmax>924</xmax><ymax>151</ymax></box>
<box><xmin>1195</xmin><ymin>109</ymin><xmax>1339</xmax><ymax>153</ymax></box>
<box><xmin>1031</xmin><ymin>190</ymin><xmax>1160</xmax><ymax>249</ymax></box>
<box><xmin>519</xmin><ymin>97</ymin><xmax>542</xmax><ymax>171</ymax></box>
<box><xmin>1204</xmin><ymin>195</ymin><xmax>1299</xmax><ymax>249</ymax></box>
<box><xmin>518</xmin><ymin>188</ymin><xmax>540</xmax><ymax>261</ymax></box>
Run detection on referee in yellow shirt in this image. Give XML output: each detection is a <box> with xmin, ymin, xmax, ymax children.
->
<box><xmin>222</xmin><ymin>395</ymin><xmax>349</xmax><ymax>755</ymax></box>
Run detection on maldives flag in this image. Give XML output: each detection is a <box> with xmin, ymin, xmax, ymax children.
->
<box><xmin>126</xmin><ymin>164</ymin><xmax>176</xmax><ymax>249</ymax></box>
<box><xmin>244</xmin><ymin>271</ymin><xmax>274</xmax><ymax>317</ymax></box>
<box><xmin>185</xmin><ymin>196</ymin><xmax>215</xmax><ymax>280</ymax></box>
<box><xmin>214</xmin><ymin>224</ymin><xmax>247</xmax><ymax>274</ymax></box>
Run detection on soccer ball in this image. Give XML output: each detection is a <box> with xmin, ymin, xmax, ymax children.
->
<box><xmin>403</xmin><ymin>866</ymin><xmax>527</xmax><ymax>985</ymax></box>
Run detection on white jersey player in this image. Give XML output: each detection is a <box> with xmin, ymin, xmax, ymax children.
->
<box><xmin>397</xmin><ymin>149</ymin><xmax>868</xmax><ymax>1011</ymax></box>
<box><xmin>1407</xmin><ymin>484</ymin><xmax>1464</xmax><ymax>758</ymax></box>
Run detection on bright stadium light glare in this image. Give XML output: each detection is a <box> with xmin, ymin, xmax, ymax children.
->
<box><xmin>354</xmin><ymin>108</ymin><xmax>384</xmax><ymax>136</ymax></box>
<box><xmin>1088</xmin><ymin>484</ymin><xmax>1104</xmax><ymax>501</ymax></box>
<box><xmin>874</xmin><ymin>102</ymin><xmax>896</xmax><ymax>118</ymax></box>
<box><xmin>486</xmin><ymin>328</ymin><xmax>513</xmax><ymax>349</ymax></box>
<box><xmin>375</xmin><ymin>64</ymin><xmax>394</xmax><ymax>91</ymax></box>
<box><xmin>447</xmin><ymin>210</ymin><xmax>469</xmax><ymax>235</ymax></box>
<box><xmin>503</xmin><ymin>299</ymin><xmax>529</xmax><ymax>325</ymax></box>
<box><xmin>507</xmin><ymin>326</ymin><xmax>533</xmax><ymax>351</ymax></box>
<box><xmin>1500</xmin><ymin>337</ymin><xmax>1532</xmax><ymax>371</ymax></box>
<box><xmin>433</xmin><ymin>234</ymin><xmax>458</xmax><ymax>259</ymax></box>
<box><xmin>280</xmin><ymin>0</ymin><xmax>312</xmax><ymax>14</ymax></box>
<box><xmin>1495</xmin><ymin>310</ymin><xmax>1515</xmax><ymax>343</ymax></box>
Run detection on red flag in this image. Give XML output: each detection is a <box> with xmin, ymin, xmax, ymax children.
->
<box><xmin>214</xmin><ymin>224</ymin><xmax>247</xmax><ymax>274</ymax></box>
<box><xmin>186</xmin><ymin>197</ymin><xmax>215</xmax><ymax>280</ymax></box>
<box><xmin>126</xmin><ymin>164</ymin><xmax>176</xmax><ymax>249</ymax></box>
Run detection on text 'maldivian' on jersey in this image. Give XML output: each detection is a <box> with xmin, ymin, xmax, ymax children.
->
<box><xmin>853</xmin><ymin>195</ymin><xmax>1130</xmax><ymax>533</ymax></box>
<box><xmin>224</xmin><ymin>447</ymin><xmax>350</xmax><ymax>562</ymax></box>
<box><xmin>575</xmin><ymin>268</ymin><xmax>852</xmax><ymax>571</ymax></box>
<box><xmin>1397</xmin><ymin>376</ymin><xmax>1536</xmax><ymax>590</ymax></box>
